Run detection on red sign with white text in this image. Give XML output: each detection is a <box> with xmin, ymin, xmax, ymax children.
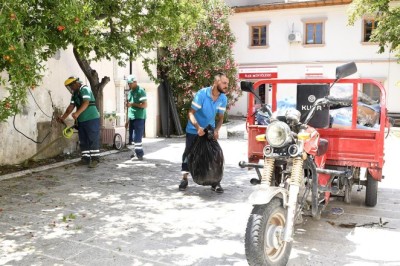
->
<box><xmin>238</xmin><ymin>66</ymin><xmax>278</xmax><ymax>80</ymax></box>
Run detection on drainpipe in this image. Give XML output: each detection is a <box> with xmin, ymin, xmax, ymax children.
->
<box><xmin>129</xmin><ymin>50</ymin><xmax>132</xmax><ymax>75</ymax></box>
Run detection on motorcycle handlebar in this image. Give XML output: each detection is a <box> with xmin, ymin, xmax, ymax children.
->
<box><xmin>303</xmin><ymin>98</ymin><xmax>327</xmax><ymax>124</ymax></box>
<box><xmin>303</xmin><ymin>96</ymin><xmax>353</xmax><ymax>125</ymax></box>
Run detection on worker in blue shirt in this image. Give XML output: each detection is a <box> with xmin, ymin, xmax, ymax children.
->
<box><xmin>179</xmin><ymin>72</ymin><xmax>229</xmax><ymax>193</ymax></box>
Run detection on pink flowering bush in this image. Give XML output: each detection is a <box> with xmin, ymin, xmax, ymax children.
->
<box><xmin>157</xmin><ymin>0</ymin><xmax>241</xmax><ymax>128</ymax></box>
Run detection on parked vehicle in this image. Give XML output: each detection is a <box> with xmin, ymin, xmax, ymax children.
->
<box><xmin>238</xmin><ymin>62</ymin><xmax>389</xmax><ymax>265</ymax></box>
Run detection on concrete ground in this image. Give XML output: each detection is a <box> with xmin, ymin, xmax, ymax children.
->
<box><xmin>0</xmin><ymin>119</ymin><xmax>400</xmax><ymax>266</ymax></box>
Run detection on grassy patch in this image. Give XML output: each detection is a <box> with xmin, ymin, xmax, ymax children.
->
<box><xmin>36</xmin><ymin>192</ymin><xmax>46</xmax><ymax>197</ymax></box>
<box><xmin>62</xmin><ymin>213</ymin><xmax>77</xmax><ymax>222</ymax></box>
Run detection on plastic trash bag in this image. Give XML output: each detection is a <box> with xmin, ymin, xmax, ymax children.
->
<box><xmin>278</xmin><ymin>97</ymin><xmax>296</xmax><ymax>110</ymax></box>
<box><xmin>255</xmin><ymin>104</ymin><xmax>272</xmax><ymax>125</ymax></box>
<box><xmin>357</xmin><ymin>102</ymin><xmax>380</xmax><ymax>126</ymax></box>
<box><xmin>330</xmin><ymin>85</ymin><xmax>378</xmax><ymax>107</ymax></box>
<box><xmin>329</xmin><ymin>103</ymin><xmax>380</xmax><ymax>129</ymax></box>
<box><xmin>187</xmin><ymin>125</ymin><xmax>224</xmax><ymax>186</ymax></box>
<box><xmin>256</xmin><ymin>110</ymin><xmax>270</xmax><ymax>125</ymax></box>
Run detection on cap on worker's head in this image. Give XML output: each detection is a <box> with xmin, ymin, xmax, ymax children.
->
<box><xmin>64</xmin><ymin>76</ymin><xmax>80</xmax><ymax>86</ymax></box>
<box><xmin>126</xmin><ymin>75</ymin><xmax>137</xmax><ymax>84</ymax></box>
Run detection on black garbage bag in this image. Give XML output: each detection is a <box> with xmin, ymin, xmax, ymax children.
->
<box><xmin>187</xmin><ymin>125</ymin><xmax>224</xmax><ymax>186</ymax></box>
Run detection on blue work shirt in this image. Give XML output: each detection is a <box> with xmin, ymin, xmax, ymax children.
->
<box><xmin>186</xmin><ymin>86</ymin><xmax>227</xmax><ymax>134</ymax></box>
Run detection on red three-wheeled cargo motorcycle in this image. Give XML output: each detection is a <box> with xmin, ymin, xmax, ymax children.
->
<box><xmin>238</xmin><ymin>62</ymin><xmax>390</xmax><ymax>265</ymax></box>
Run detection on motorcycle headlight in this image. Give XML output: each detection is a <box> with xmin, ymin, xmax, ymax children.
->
<box><xmin>266</xmin><ymin>121</ymin><xmax>292</xmax><ymax>148</ymax></box>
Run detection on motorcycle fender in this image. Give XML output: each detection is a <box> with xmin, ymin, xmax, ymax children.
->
<box><xmin>248</xmin><ymin>186</ymin><xmax>288</xmax><ymax>207</ymax></box>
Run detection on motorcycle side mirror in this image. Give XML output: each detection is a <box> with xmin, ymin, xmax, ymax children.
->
<box><xmin>335</xmin><ymin>62</ymin><xmax>357</xmax><ymax>80</ymax></box>
<box><xmin>240</xmin><ymin>81</ymin><xmax>255</xmax><ymax>93</ymax></box>
<box><xmin>326</xmin><ymin>62</ymin><xmax>358</xmax><ymax>91</ymax></box>
<box><xmin>241</xmin><ymin>81</ymin><xmax>265</xmax><ymax>104</ymax></box>
<box><xmin>301</xmin><ymin>62</ymin><xmax>357</xmax><ymax>125</ymax></box>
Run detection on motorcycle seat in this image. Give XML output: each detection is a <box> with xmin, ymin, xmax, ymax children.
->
<box><xmin>317</xmin><ymin>138</ymin><xmax>328</xmax><ymax>156</ymax></box>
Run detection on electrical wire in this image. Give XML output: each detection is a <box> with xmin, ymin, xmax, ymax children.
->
<box><xmin>13</xmin><ymin>115</ymin><xmax>51</xmax><ymax>144</ymax></box>
<box><xmin>28</xmin><ymin>89</ymin><xmax>53</xmax><ymax>118</ymax></box>
<box><xmin>13</xmin><ymin>89</ymin><xmax>56</xmax><ymax>144</ymax></box>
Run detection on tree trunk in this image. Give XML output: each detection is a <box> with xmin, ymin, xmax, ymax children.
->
<box><xmin>73</xmin><ymin>48</ymin><xmax>110</xmax><ymax>145</ymax></box>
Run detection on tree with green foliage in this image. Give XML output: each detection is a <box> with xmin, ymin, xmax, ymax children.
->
<box><xmin>348</xmin><ymin>0</ymin><xmax>400</xmax><ymax>59</ymax></box>
<box><xmin>0</xmin><ymin>0</ymin><xmax>202</xmax><ymax>123</ymax></box>
<box><xmin>153</xmin><ymin>0</ymin><xmax>240</xmax><ymax>129</ymax></box>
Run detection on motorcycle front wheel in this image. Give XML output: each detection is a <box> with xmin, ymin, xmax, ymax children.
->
<box><xmin>245</xmin><ymin>197</ymin><xmax>292</xmax><ymax>266</ymax></box>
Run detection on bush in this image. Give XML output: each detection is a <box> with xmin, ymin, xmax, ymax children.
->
<box><xmin>153</xmin><ymin>0</ymin><xmax>241</xmax><ymax>131</ymax></box>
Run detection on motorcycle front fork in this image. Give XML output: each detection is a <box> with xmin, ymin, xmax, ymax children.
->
<box><xmin>283</xmin><ymin>157</ymin><xmax>303</xmax><ymax>242</ymax></box>
<box><xmin>261</xmin><ymin>156</ymin><xmax>304</xmax><ymax>243</ymax></box>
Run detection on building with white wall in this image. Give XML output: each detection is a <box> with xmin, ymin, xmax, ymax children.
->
<box><xmin>0</xmin><ymin>46</ymin><xmax>158</xmax><ymax>165</ymax></box>
<box><xmin>2</xmin><ymin>0</ymin><xmax>399</xmax><ymax>165</ymax></box>
<box><xmin>225</xmin><ymin>0</ymin><xmax>400</xmax><ymax>117</ymax></box>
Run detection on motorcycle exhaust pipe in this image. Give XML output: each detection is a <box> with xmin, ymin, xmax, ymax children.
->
<box><xmin>316</xmin><ymin>168</ymin><xmax>351</xmax><ymax>178</ymax></box>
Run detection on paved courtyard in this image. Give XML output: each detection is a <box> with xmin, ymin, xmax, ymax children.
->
<box><xmin>0</xmin><ymin>122</ymin><xmax>400</xmax><ymax>265</ymax></box>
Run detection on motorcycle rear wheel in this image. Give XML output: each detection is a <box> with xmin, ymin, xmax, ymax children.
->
<box><xmin>245</xmin><ymin>197</ymin><xmax>292</xmax><ymax>266</ymax></box>
<box><xmin>365</xmin><ymin>171</ymin><xmax>378</xmax><ymax>207</ymax></box>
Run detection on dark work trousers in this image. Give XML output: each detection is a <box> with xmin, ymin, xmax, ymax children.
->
<box><xmin>181</xmin><ymin>133</ymin><xmax>197</xmax><ymax>174</ymax></box>
<box><xmin>128</xmin><ymin>119</ymin><xmax>135</xmax><ymax>144</ymax></box>
<box><xmin>130</xmin><ymin>119</ymin><xmax>145</xmax><ymax>158</ymax></box>
<box><xmin>78</xmin><ymin>118</ymin><xmax>100</xmax><ymax>162</ymax></box>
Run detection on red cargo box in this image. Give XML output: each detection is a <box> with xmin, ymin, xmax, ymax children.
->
<box><xmin>245</xmin><ymin>78</ymin><xmax>388</xmax><ymax>181</ymax></box>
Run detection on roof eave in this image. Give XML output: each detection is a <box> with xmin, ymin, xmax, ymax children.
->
<box><xmin>232</xmin><ymin>0</ymin><xmax>353</xmax><ymax>13</ymax></box>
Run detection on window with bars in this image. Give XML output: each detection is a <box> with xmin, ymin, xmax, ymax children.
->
<box><xmin>305</xmin><ymin>22</ymin><xmax>323</xmax><ymax>45</ymax></box>
<box><xmin>251</xmin><ymin>25</ymin><xmax>267</xmax><ymax>47</ymax></box>
<box><xmin>363</xmin><ymin>19</ymin><xmax>378</xmax><ymax>42</ymax></box>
